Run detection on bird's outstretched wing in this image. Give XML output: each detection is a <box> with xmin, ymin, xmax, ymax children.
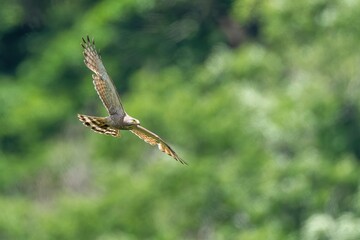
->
<box><xmin>131</xmin><ymin>125</ymin><xmax>186</xmax><ymax>164</ymax></box>
<box><xmin>81</xmin><ymin>36</ymin><xmax>125</xmax><ymax>117</ymax></box>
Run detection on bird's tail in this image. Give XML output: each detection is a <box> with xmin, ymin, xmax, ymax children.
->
<box><xmin>77</xmin><ymin>114</ymin><xmax>119</xmax><ymax>137</ymax></box>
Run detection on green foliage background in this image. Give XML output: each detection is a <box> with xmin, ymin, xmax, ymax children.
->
<box><xmin>1</xmin><ymin>0</ymin><xmax>360</xmax><ymax>239</ymax></box>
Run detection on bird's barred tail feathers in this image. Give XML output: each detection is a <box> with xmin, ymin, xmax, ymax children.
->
<box><xmin>77</xmin><ymin>114</ymin><xmax>119</xmax><ymax>137</ymax></box>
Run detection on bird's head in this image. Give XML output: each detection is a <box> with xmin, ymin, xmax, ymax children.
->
<box><xmin>124</xmin><ymin>115</ymin><xmax>140</xmax><ymax>127</ymax></box>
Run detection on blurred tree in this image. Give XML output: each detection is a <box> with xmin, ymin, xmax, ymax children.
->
<box><xmin>1</xmin><ymin>0</ymin><xmax>360</xmax><ymax>239</ymax></box>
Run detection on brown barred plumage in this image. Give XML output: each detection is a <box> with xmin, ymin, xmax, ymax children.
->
<box><xmin>78</xmin><ymin>114</ymin><xmax>119</xmax><ymax>137</ymax></box>
<box><xmin>78</xmin><ymin>36</ymin><xmax>186</xmax><ymax>164</ymax></box>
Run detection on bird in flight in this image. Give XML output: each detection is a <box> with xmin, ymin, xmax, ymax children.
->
<box><xmin>78</xmin><ymin>36</ymin><xmax>186</xmax><ymax>164</ymax></box>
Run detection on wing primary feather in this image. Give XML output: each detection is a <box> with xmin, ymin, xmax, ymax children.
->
<box><xmin>130</xmin><ymin>125</ymin><xmax>187</xmax><ymax>165</ymax></box>
<box><xmin>81</xmin><ymin>36</ymin><xmax>126</xmax><ymax>117</ymax></box>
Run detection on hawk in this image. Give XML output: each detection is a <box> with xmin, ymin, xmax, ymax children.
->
<box><xmin>78</xmin><ymin>36</ymin><xmax>186</xmax><ymax>164</ymax></box>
